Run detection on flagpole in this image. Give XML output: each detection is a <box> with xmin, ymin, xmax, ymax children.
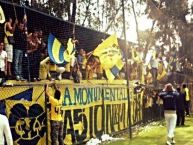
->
<box><xmin>11</xmin><ymin>0</ymin><xmax>17</xmax><ymax>19</ymax></box>
<box><xmin>23</xmin><ymin>6</ymin><xmax>31</xmax><ymax>82</ymax></box>
<box><xmin>122</xmin><ymin>0</ymin><xmax>132</xmax><ymax>139</ymax></box>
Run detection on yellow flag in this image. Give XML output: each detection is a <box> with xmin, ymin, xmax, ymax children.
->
<box><xmin>93</xmin><ymin>34</ymin><xmax>124</xmax><ymax>81</ymax></box>
<box><xmin>0</xmin><ymin>5</ymin><xmax>5</xmax><ymax>24</ymax></box>
<box><xmin>93</xmin><ymin>34</ymin><xmax>118</xmax><ymax>56</ymax></box>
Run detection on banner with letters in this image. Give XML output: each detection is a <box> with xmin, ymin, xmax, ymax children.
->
<box><xmin>0</xmin><ymin>81</ymin><xmax>144</xmax><ymax>145</ymax></box>
<box><xmin>46</xmin><ymin>84</ymin><xmax>129</xmax><ymax>144</ymax></box>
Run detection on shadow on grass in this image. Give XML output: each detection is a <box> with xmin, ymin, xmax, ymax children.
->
<box><xmin>176</xmin><ymin>125</ymin><xmax>190</xmax><ymax>128</ymax></box>
<box><xmin>104</xmin><ymin>116</ymin><xmax>193</xmax><ymax>145</ymax></box>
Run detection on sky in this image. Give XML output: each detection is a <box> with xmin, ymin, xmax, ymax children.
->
<box><xmin>27</xmin><ymin>0</ymin><xmax>151</xmax><ymax>43</ymax></box>
<box><xmin>125</xmin><ymin>1</ymin><xmax>153</xmax><ymax>43</ymax></box>
<box><xmin>126</xmin><ymin>15</ymin><xmax>153</xmax><ymax>43</ymax></box>
<box><xmin>27</xmin><ymin>0</ymin><xmax>192</xmax><ymax>44</ymax></box>
<box><xmin>127</xmin><ymin>0</ymin><xmax>193</xmax><ymax>43</ymax></box>
<box><xmin>186</xmin><ymin>0</ymin><xmax>193</xmax><ymax>23</ymax></box>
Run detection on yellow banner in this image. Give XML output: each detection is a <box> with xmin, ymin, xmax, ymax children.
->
<box><xmin>0</xmin><ymin>81</ymin><xmax>144</xmax><ymax>145</ymax></box>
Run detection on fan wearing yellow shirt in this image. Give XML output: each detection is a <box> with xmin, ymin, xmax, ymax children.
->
<box><xmin>39</xmin><ymin>57</ymin><xmax>65</xmax><ymax>80</ymax></box>
<box><xmin>46</xmin><ymin>84</ymin><xmax>64</xmax><ymax>145</ymax></box>
<box><xmin>182</xmin><ymin>84</ymin><xmax>190</xmax><ymax>116</ymax></box>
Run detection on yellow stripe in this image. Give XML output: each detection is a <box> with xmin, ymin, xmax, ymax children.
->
<box><xmin>52</xmin><ymin>38</ymin><xmax>62</xmax><ymax>63</ymax></box>
<box><xmin>93</xmin><ymin>34</ymin><xmax>118</xmax><ymax>56</ymax></box>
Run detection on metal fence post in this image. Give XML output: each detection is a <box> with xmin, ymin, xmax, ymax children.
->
<box><xmin>44</xmin><ymin>84</ymin><xmax>49</xmax><ymax>145</ymax></box>
<box><xmin>122</xmin><ymin>0</ymin><xmax>132</xmax><ymax>139</ymax></box>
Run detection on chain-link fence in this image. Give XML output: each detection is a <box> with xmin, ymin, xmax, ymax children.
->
<box><xmin>0</xmin><ymin>82</ymin><xmax>164</xmax><ymax>145</ymax></box>
<box><xmin>0</xmin><ymin>0</ymin><xmax>192</xmax><ymax>145</ymax></box>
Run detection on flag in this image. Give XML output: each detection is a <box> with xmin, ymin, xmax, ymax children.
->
<box><xmin>48</xmin><ymin>34</ymin><xmax>75</xmax><ymax>64</ymax></box>
<box><xmin>93</xmin><ymin>34</ymin><xmax>124</xmax><ymax>81</ymax></box>
<box><xmin>0</xmin><ymin>5</ymin><xmax>5</xmax><ymax>24</ymax></box>
<box><xmin>0</xmin><ymin>88</ymin><xmax>33</xmax><ymax>115</ymax></box>
<box><xmin>8</xmin><ymin>88</ymin><xmax>33</xmax><ymax>101</ymax></box>
<box><xmin>6</xmin><ymin>100</ymin><xmax>46</xmax><ymax>145</ymax></box>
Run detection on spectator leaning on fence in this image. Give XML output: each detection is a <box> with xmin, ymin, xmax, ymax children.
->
<box><xmin>150</xmin><ymin>53</ymin><xmax>159</xmax><ymax>88</ymax></box>
<box><xmin>0</xmin><ymin>114</ymin><xmax>13</xmax><ymax>145</ymax></box>
<box><xmin>77</xmin><ymin>49</ymin><xmax>86</xmax><ymax>80</ymax></box>
<box><xmin>27</xmin><ymin>30</ymin><xmax>41</xmax><ymax>81</ymax></box>
<box><xmin>13</xmin><ymin>21</ymin><xmax>27</xmax><ymax>81</ymax></box>
<box><xmin>39</xmin><ymin>57</ymin><xmax>65</xmax><ymax>80</ymax></box>
<box><xmin>4</xmin><ymin>17</ymin><xmax>17</xmax><ymax>78</ymax></box>
<box><xmin>45</xmin><ymin>83</ymin><xmax>64</xmax><ymax>145</ymax></box>
<box><xmin>158</xmin><ymin>83</ymin><xmax>179</xmax><ymax>145</ymax></box>
<box><xmin>36</xmin><ymin>30</ymin><xmax>46</xmax><ymax>80</ymax></box>
<box><xmin>0</xmin><ymin>42</ymin><xmax>7</xmax><ymax>85</ymax></box>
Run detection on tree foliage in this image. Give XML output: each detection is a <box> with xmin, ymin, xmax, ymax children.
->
<box><xmin>146</xmin><ymin>0</ymin><xmax>193</xmax><ymax>60</ymax></box>
<box><xmin>33</xmin><ymin>0</ymin><xmax>129</xmax><ymax>34</ymax></box>
<box><xmin>32</xmin><ymin>0</ymin><xmax>193</xmax><ymax>60</ymax></box>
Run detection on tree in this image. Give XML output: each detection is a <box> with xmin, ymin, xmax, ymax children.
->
<box><xmin>35</xmin><ymin>0</ymin><xmax>129</xmax><ymax>36</ymax></box>
<box><xmin>131</xmin><ymin>0</ymin><xmax>140</xmax><ymax>46</ymax></box>
<box><xmin>32</xmin><ymin>0</ymin><xmax>193</xmax><ymax>62</ymax></box>
<box><xmin>146</xmin><ymin>0</ymin><xmax>193</xmax><ymax>60</ymax></box>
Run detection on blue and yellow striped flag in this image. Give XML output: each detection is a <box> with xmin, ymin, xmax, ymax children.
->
<box><xmin>48</xmin><ymin>34</ymin><xmax>75</xmax><ymax>64</ymax></box>
<box><xmin>93</xmin><ymin>34</ymin><xmax>124</xmax><ymax>81</ymax></box>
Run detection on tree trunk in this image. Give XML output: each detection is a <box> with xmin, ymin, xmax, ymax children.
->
<box><xmin>66</xmin><ymin>1</ymin><xmax>71</xmax><ymax>21</ymax></box>
<box><xmin>82</xmin><ymin>0</ymin><xmax>91</xmax><ymax>26</ymax></box>
<box><xmin>71</xmin><ymin>0</ymin><xmax>77</xmax><ymax>23</ymax></box>
<box><xmin>104</xmin><ymin>5</ymin><xmax>122</xmax><ymax>32</ymax></box>
<box><xmin>131</xmin><ymin>0</ymin><xmax>140</xmax><ymax>46</ymax></box>
<box><xmin>145</xmin><ymin>0</ymin><xmax>164</xmax><ymax>50</ymax></box>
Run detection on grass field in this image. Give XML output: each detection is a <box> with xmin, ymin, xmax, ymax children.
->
<box><xmin>105</xmin><ymin>116</ymin><xmax>193</xmax><ymax>145</ymax></box>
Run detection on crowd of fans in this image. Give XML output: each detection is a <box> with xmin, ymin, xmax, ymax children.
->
<box><xmin>0</xmin><ymin>15</ymin><xmax>112</xmax><ymax>84</ymax></box>
<box><xmin>1</xmin><ymin>13</ymin><xmax>193</xmax><ymax>86</ymax></box>
<box><xmin>127</xmin><ymin>45</ymin><xmax>193</xmax><ymax>87</ymax></box>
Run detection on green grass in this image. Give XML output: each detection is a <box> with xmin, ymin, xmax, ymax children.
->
<box><xmin>104</xmin><ymin>116</ymin><xmax>193</xmax><ymax>145</ymax></box>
